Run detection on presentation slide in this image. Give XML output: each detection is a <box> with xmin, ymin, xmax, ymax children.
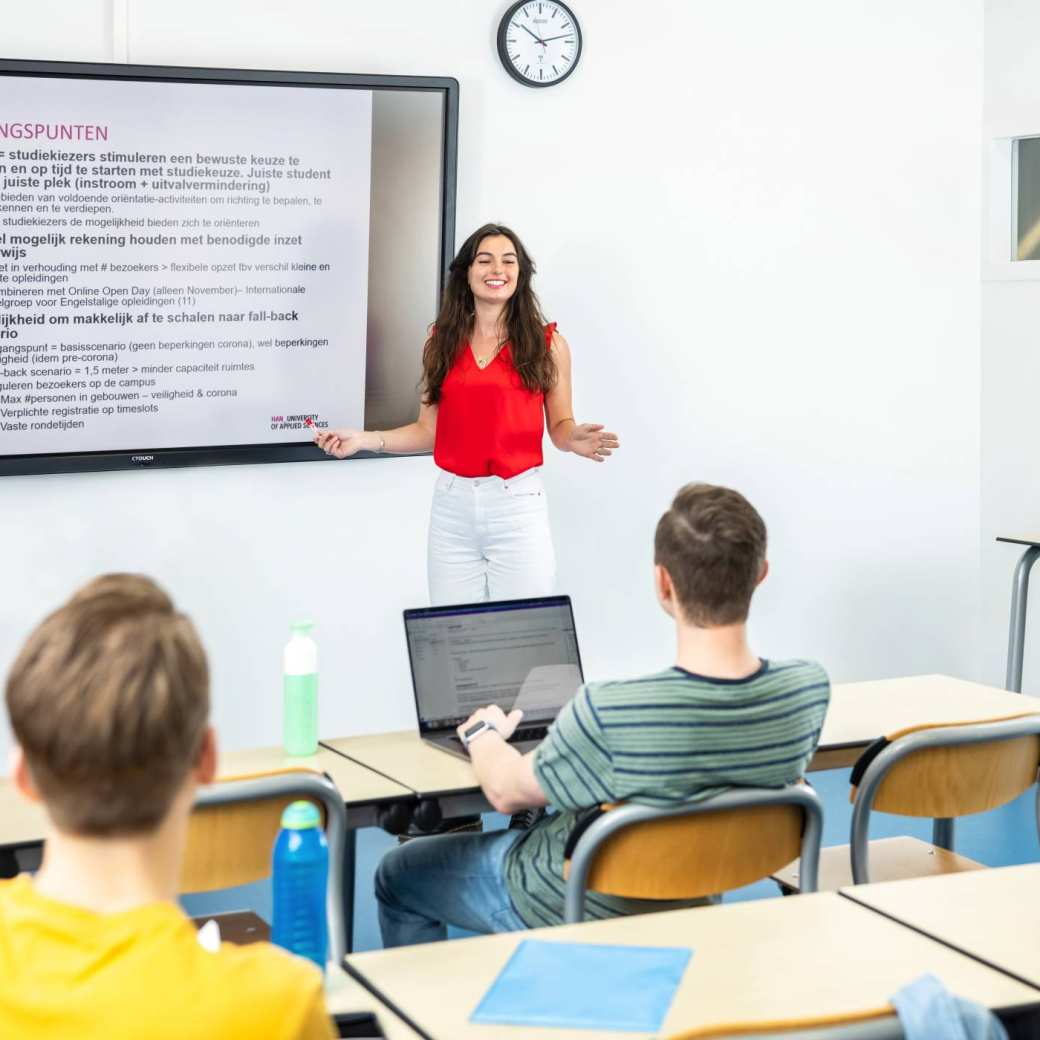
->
<box><xmin>0</xmin><ymin>76</ymin><xmax>372</xmax><ymax>455</ymax></box>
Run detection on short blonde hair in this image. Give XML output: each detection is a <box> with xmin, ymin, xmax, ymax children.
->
<box><xmin>5</xmin><ymin>574</ymin><xmax>209</xmax><ymax>835</ymax></box>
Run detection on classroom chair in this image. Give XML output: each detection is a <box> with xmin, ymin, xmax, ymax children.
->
<box><xmin>773</xmin><ymin>713</ymin><xmax>1040</xmax><ymax>891</ymax></box>
<box><xmin>562</xmin><ymin>784</ymin><xmax>824</xmax><ymax>924</ymax></box>
<box><xmin>666</xmin><ymin>1014</ymin><xmax>906</xmax><ymax>1039</ymax></box>
<box><xmin>181</xmin><ymin>769</ymin><xmax>348</xmax><ymax>962</ymax></box>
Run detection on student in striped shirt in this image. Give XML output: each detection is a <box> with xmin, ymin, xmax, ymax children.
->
<box><xmin>375</xmin><ymin>483</ymin><xmax>830</xmax><ymax>945</ymax></box>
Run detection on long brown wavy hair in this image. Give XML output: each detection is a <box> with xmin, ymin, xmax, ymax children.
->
<box><xmin>422</xmin><ymin>224</ymin><xmax>557</xmax><ymax>404</ymax></box>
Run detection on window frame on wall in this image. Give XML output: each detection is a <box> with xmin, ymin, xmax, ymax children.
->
<box><xmin>985</xmin><ymin>130</ymin><xmax>1040</xmax><ymax>280</ymax></box>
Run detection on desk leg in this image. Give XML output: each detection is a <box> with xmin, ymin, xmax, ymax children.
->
<box><xmin>342</xmin><ymin>828</ymin><xmax>357</xmax><ymax>954</ymax></box>
<box><xmin>1006</xmin><ymin>545</ymin><xmax>1040</xmax><ymax>692</ymax></box>
<box><xmin>932</xmin><ymin>817</ymin><xmax>955</xmax><ymax>851</ymax></box>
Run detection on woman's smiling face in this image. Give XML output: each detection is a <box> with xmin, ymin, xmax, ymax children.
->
<box><xmin>468</xmin><ymin>234</ymin><xmax>519</xmax><ymax>306</ymax></box>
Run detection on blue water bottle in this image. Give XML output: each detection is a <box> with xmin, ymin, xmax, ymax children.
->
<box><xmin>272</xmin><ymin>800</ymin><xmax>329</xmax><ymax>970</ymax></box>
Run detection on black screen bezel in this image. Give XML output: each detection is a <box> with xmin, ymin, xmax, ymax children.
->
<box><xmin>0</xmin><ymin>58</ymin><xmax>458</xmax><ymax>478</ymax></box>
<box><xmin>403</xmin><ymin>595</ymin><xmax>585</xmax><ymax>733</ymax></box>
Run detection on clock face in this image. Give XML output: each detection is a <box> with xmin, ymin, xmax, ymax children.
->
<box><xmin>497</xmin><ymin>2</ymin><xmax>582</xmax><ymax>88</ymax></box>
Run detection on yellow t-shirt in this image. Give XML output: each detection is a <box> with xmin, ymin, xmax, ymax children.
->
<box><xmin>0</xmin><ymin>876</ymin><xmax>336</xmax><ymax>1040</ymax></box>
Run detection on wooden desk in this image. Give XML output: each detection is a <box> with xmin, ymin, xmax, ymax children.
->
<box><xmin>325</xmin><ymin>964</ymin><xmax>420</xmax><ymax>1039</ymax></box>
<box><xmin>323</xmin><ymin>731</ymin><xmax>479</xmax><ymax>804</ymax></box>
<box><xmin>997</xmin><ymin>535</ymin><xmax>1040</xmax><ymax>692</ymax></box>
<box><xmin>218</xmin><ymin>745</ymin><xmax>409</xmax><ymax>825</ymax></box>
<box><xmin>841</xmin><ymin>863</ymin><xmax>1040</xmax><ymax>988</ymax></box>
<box><xmin>812</xmin><ymin>673</ymin><xmax>1039</xmax><ymax>769</ymax></box>
<box><xmin>324</xmin><ymin>675</ymin><xmax>1040</xmax><ymax>803</ymax></box>
<box><xmin>996</xmin><ymin>536</ymin><xmax>1040</xmax><ymax>548</ymax></box>
<box><xmin>344</xmin><ymin>892</ymin><xmax>1038</xmax><ymax>1040</ymax></box>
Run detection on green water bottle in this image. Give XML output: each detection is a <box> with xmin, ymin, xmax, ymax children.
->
<box><xmin>283</xmin><ymin>620</ymin><xmax>318</xmax><ymax>757</ymax></box>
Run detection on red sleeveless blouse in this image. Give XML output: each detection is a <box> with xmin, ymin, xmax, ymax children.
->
<box><xmin>433</xmin><ymin>322</ymin><xmax>557</xmax><ymax>480</ymax></box>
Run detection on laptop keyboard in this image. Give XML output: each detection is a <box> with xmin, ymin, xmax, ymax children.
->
<box><xmin>511</xmin><ymin>725</ymin><xmax>549</xmax><ymax>744</ymax></box>
<box><xmin>451</xmin><ymin>724</ymin><xmax>549</xmax><ymax>746</ymax></box>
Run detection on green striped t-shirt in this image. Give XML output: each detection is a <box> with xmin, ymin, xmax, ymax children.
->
<box><xmin>503</xmin><ymin>658</ymin><xmax>830</xmax><ymax>928</ymax></box>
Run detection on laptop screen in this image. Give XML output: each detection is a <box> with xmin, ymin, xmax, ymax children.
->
<box><xmin>404</xmin><ymin>596</ymin><xmax>584</xmax><ymax>732</ymax></box>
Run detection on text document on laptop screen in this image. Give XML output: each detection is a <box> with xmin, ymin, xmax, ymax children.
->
<box><xmin>406</xmin><ymin>601</ymin><xmax>583</xmax><ymax>729</ymax></box>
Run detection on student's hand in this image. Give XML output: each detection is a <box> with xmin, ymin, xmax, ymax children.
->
<box><xmin>457</xmin><ymin>704</ymin><xmax>524</xmax><ymax>742</ymax></box>
<box><xmin>569</xmin><ymin>423</ymin><xmax>619</xmax><ymax>462</ymax></box>
<box><xmin>314</xmin><ymin>428</ymin><xmax>370</xmax><ymax>458</ymax></box>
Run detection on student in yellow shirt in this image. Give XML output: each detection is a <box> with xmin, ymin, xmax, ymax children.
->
<box><xmin>0</xmin><ymin>574</ymin><xmax>335</xmax><ymax>1040</ymax></box>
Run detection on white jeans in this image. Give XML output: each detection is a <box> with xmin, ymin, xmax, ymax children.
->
<box><xmin>427</xmin><ymin>467</ymin><xmax>557</xmax><ymax>605</ymax></box>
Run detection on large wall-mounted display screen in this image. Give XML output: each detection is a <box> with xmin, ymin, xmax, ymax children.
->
<box><xmin>0</xmin><ymin>59</ymin><xmax>457</xmax><ymax>476</ymax></box>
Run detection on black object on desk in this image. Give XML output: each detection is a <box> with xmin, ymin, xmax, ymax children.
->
<box><xmin>190</xmin><ymin>909</ymin><xmax>270</xmax><ymax>945</ymax></box>
<box><xmin>333</xmin><ymin>1011</ymin><xmax>385</xmax><ymax>1038</ymax></box>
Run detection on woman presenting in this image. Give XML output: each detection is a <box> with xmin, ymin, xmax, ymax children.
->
<box><xmin>316</xmin><ymin>223</ymin><xmax>619</xmax><ymax>605</ymax></box>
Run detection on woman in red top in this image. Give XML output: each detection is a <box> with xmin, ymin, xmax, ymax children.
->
<box><xmin>316</xmin><ymin>224</ymin><xmax>618</xmax><ymax>604</ymax></box>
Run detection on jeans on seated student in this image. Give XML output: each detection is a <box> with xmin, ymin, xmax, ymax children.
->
<box><xmin>0</xmin><ymin>575</ymin><xmax>335</xmax><ymax>1040</ymax></box>
<box><xmin>375</xmin><ymin>483</ymin><xmax>831</xmax><ymax>947</ymax></box>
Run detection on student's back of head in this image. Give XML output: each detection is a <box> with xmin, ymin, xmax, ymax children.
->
<box><xmin>7</xmin><ymin>573</ymin><xmax>209</xmax><ymax>836</ymax></box>
<box><xmin>653</xmin><ymin>482</ymin><xmax>768</xmax><ymax>628</ymax></box>
<box><xmin>1</xmin><ymin>575</ymin><xmax>334</xmax><ymax>1040</ymax></box>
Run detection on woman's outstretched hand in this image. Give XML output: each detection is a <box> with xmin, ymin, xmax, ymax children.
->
<box><xmin>314</xmin><ymin>428</ymin><xmax>369</xmax><ymax>459</ymax></box>
<box><xmin>569</xmin><ymin>423</ymin><xmax>619</xmax><ymax>462</ymax></box>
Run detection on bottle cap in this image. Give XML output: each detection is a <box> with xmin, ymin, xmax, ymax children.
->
<box><xmin>280</xmin><ymin>800</ymin><xmax>322</xmax><ymax>830</ymax></box>
<box><xmin>290</xmin><ymin>619</ymin><xmax>315</xmax><ymax>635</ymax></box>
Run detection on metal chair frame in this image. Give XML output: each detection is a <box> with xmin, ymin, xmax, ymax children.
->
<box><xmin>849</xmin><ymin>715</ymin><xmax>1040</xmax><ymax>885</ymax></box>
<box><xmin>194</xmin><ymin>771</ymin><xmax>348</xmax><ymax>964</ymax></box>
<box><xmin>564</xmin><ymin>784</ymin><xmax>825</xmax><ymax>924</ymax></box>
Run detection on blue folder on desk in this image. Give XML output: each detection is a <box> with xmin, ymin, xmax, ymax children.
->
<box><xmin>470</xmin><ymin>938</ymin><xmax>692</xmax><ymax>1032</ymax></box>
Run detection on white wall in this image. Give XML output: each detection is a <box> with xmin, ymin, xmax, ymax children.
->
<box><xmin>0</xmin><ymin>0</ymin><xmax>985</xmax><ymax>762</ymax></box>
<box><xmin>981</xmin><ymin>0</ymin><xmax>1040</xmax><ymax>692</ymax></box>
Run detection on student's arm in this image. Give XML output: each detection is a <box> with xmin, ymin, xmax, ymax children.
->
<box><xmin>458</xmin><ymin>687</ymin><xmax>615</xmax><ymax>814</ymax></box>
<box><xmin>543</xmin><ymin>330</ymin><xmax>619</xmax><ymax>460</ymax></box>
<box><xmin>458</xmin><ymin>705</ymin><xmax>548</xmax><ymax>815</ymax></box>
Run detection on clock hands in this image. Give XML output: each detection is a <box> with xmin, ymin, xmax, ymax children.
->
<box><xmin>520</xmin><ymin>23</ymin><xmax>548</xmax><ymax>46</ymax></box>
<box><xmin>538</xmin><ymin>33</ymin><xmax>573</xmax><ymax>43</ymax></box>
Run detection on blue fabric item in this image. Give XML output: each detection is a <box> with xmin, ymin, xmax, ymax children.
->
<box><xmin>470</xmin><ymin>939</ymin><xmax>691</xmax><ymax>1032</ymax></box>
<box><xmin>891</xmin><ymin>974</ymin><xmax>1008</xmax><ymax>1040</ymax></box>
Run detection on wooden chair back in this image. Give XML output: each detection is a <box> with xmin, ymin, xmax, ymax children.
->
<box><xmin>665</xmin><ymin>1007</ymin><xmax>903</xmax><ymax>1039</ymax></box>
<box><xmin>566</xmin><ymin>802</ymin><xmax>804</xmax><ymax>902</ymax></box>
<box><xmin>852</xmin><ymin>715</ymin><xmax>1040</xmax><ymax>819</ymax></box>
<box><xmin>180</xmin><ymin>769</ymin><xmax>327</xmax><ymax>894</ymax></box>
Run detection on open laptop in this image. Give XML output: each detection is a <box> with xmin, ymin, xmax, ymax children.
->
<box><xmin>405</xmin><ymin>595</ymin><xmax>585</xmax><ymax>761</ymax></box>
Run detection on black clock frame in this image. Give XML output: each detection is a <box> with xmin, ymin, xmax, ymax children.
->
<box><xmin>496</xmin><ymin>0</ymin><xmax>583</xmax><ymax>88</ymax></box>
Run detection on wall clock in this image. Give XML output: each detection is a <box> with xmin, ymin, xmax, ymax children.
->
<box><xmin>497</xmin><ymin>2</ymin><xmax>583</xmax><ymax>88</ymax></box>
